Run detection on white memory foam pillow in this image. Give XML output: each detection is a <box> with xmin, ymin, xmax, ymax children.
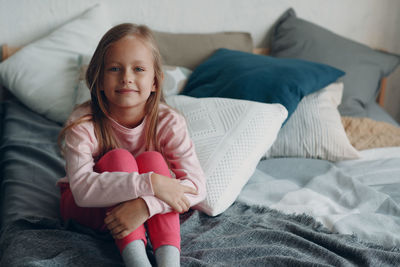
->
<box><xmin>0</xmin><ymin>4</ymin><xmax>111</xmax><ymax>123</ymax></box>
<box><xmin>165</xmin><ymin>95</ymin><xmax>288</xmax><ymax>216</ymax></box>
<box><xmin>266</xmin><ymin>82</ymin><xmax>360</xmax><ymax>161</ymax></box>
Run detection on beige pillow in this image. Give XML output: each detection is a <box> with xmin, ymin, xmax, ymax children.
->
<box><xmin>153</xmin><ymin>31</ymin><xmax>253</xmax><ymax>70</ymax></box>
<box><xmin>342</xmin><ymin>117</ymin><xmax>400</xmax><ymax>150</ymax></box>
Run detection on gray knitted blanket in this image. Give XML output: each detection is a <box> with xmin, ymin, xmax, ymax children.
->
<box><xmin>1</xmin><ymin>202</ymin><xmax>399</xmax><ymax>267</ymax></box>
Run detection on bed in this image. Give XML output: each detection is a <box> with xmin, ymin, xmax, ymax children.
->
<box><xmin>1</xmin><ymin>3</ymin><xmax>400</xmax><ymax>266</ymax></box>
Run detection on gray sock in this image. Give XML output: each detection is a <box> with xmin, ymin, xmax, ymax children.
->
<box><xmin>121</xmin><ymin>240</ymin><xmax>151</xmax><ymax>267</ymax></box>
<box><xmin>155</xmin><ymin>245</ymin><xmax>180</xmax><ymax>267</ymax></box>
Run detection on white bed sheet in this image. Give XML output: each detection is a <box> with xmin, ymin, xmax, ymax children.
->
<box><xmin>238</xmin><ymin>147</ymin><xmax>400</xmax><ymax>248</ymax></box>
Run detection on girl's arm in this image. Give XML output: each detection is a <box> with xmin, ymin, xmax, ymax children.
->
<box><xmin>140</xmin><ymin>111</ymin><xmax>207</xmax><ymax>217</ymax></box>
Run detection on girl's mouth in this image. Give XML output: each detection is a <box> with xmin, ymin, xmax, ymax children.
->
<box><xmin>115</xmin><ymin>88</ymin><xmax>138</xmax><ymax>94</ymax></box>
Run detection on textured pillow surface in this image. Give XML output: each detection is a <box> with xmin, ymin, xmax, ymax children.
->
<box><xmin>166</xmin><ymin>95</ymin><xmax>288</xmax><ymax>215</ymax></box>
<box><xmin>266</xmin><ymin>83</ymin><xmax>360</xmax><ymax>161</ymax></box>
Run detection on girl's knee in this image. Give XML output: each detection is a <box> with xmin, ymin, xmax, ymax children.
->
<box><xmin>136</xmin><ymin>151</ymin><xmax>170</xmax><ymax>176</ymax></box>
<box><xmin>136</xmin><ymin>151</ymin><xmax>163</xmax><ymax>162</ymax></box>
<box><xmin>95</xmin><ymin>148</ymin><xmax>138</xmax><ymax>173</ymax></box>
<box><xmin>103</xmin><ymin>148</ymin><xmax>133</xmax><ymax>160</ymax></box>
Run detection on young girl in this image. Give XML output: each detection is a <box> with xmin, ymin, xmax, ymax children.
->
<box><xmin>57</xmin><ymin>23</ymin><xmax>206</xmax><ymax>267</ymax></box>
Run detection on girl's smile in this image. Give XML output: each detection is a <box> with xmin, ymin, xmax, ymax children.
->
<box><xmin>115</xmin><ymin>88</ymin><xmax>140</xmax><ymax>94</ymax></box>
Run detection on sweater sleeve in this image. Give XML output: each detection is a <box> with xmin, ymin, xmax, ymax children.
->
<box><xmin>141</xmin><ymin>110</ymin><xmax>207</xmax><ymax>217</ymax></box>
<box><xmin>63</xmin><ymin>122</ymin><xmax>155</xmax><ymax>207</ymax></box>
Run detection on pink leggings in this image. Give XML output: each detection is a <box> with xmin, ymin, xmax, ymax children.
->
<box><xmin>59</xmin><ymin>149</ymin><xmax>181</xmax><ymax>252</ymax></box>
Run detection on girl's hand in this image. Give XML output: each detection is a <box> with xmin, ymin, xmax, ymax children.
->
<box><xmin>104</xmin><ymin>198</ymin><xmax>149</xmax><ymax>239</ymax></box>
<box><xmin>151</xmin><ymin>173</ymin><xmax>198</xmax><ymax>213</ymax></box>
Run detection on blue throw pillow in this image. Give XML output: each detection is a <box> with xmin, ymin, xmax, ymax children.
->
<box><xmin>181</xmin><ymin>48</ymin><xmax>345</xmax><ymax>119</ymax></box>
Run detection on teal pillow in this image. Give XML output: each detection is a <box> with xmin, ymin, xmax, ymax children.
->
<box><xmin>181</xmin><ymin>48</ymin><xmax>345</xmax><ymax>119</ymax></box>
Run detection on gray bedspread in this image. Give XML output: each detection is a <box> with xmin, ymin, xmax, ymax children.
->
<box><xmin>1</xmin><ymin>203</ymin><xmax>400</xmax><ymax>266</ymax></box>
<box><xmin>1</xmin><ymin>99</ymin><xmax>400</xmax><ymax>266</ymax></box>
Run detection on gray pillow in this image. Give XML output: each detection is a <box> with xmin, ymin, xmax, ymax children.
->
<box><xmin>270</xmin><ymin>8</ymin><xmax>400</xmax><ymax>117</ymax></box>
<box><xmin>154</xmin><ymin>31</ymin><xmax>253</xmax><ymax>70</ymax></box>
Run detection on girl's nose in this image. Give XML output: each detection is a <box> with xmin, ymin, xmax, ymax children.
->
<box><xmin>122</xmin><ymin>71</ymin><xmax>133</xmax><ymax>84</ymax></box>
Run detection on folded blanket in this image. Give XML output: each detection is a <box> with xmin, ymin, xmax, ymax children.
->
<box><xmin>1</xmin><ymin>202</ymin><xmax>399</xmax><ymax>266</ymax></box>
<box><xmin>342</xmin><ymin>116</ymin><xmax>400</xmax><ymax>150</ymax></box>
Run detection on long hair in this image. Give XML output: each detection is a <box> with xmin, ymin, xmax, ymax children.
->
<box><xmin>58</xmin><ymin>23</ymin><xmax>165</xmax><ymax>159</ymax></box>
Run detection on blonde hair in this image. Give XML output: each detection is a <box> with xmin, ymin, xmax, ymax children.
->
<box><xmin>58</xmin><ymin>23</ymin><xmax>165</xmax><ymax>159</ymax></box>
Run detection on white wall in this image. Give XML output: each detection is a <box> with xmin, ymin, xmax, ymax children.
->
<box><xmin>1</xmin><ymin>0</ymin><xmax>399</xmax><ymax>121</ymax></box>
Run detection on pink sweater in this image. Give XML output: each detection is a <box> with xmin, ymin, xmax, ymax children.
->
<box><xmin>58</xmin><ymin>103</ymin><xmax>206</xmax><ymax>218</ymax></box>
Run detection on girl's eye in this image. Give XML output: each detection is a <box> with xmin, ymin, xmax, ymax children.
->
<box><xmin>134</xmin><ymin>67</ymin><xmax>144</xmax><ymax>72</ymax></box>
<box><xmin>109</xmin><ymin>67</ymin><xmax>120</xmax><ymax>72</ymax></box>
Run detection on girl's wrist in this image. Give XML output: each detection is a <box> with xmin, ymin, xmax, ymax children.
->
<box><xmin>137</xmin><ymin>197</ymin><xmax>150</xmax><ymax>219</ymax></box>
<box><xmin>150</xmin><ymin>173</ymin><xmax>160</xmax><ymax>196</ymax></box>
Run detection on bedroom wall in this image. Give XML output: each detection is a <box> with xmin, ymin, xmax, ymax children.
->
<box><xmin>0</xmin><ymin>0</ymin><xmax>400</xmax><ymax>122</ymax></box>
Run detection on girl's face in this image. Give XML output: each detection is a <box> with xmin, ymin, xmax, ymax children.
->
<box><xmin>102</xmin><ymin>35</ymin><xmax>156</xmax><ymax>118</ymax></box>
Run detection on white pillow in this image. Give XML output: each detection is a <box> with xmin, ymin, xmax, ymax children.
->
<box><xmin>266</xmin><ymin>82</ymin><xmax>361</xmax><ymax>161</ymax></box>
<box><xmin>165</xmin><ymin>95</ymin><xmax>288</xmax><ymax>216</ymax></box>
<box><xmin>0</xmin><ymin>4</ymin><xmax>111</xmax><ymax>123</ymax></box>
<box><xmin>75</xmin><ymin>63</ymin><xmax>192</xmax><ymax>105</ymax></box>
<box><xmin>162</xmin><ymin>65</ymin><xmax>192</xmax><ymax>96</ymax></box>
